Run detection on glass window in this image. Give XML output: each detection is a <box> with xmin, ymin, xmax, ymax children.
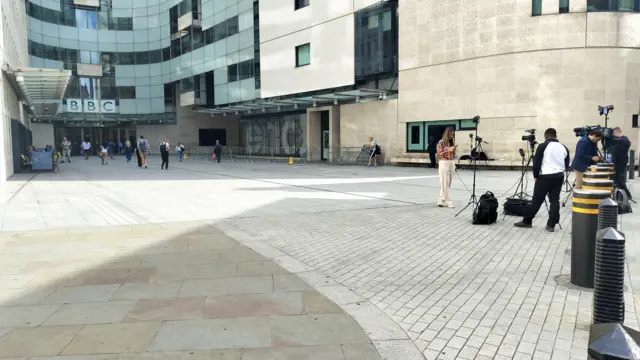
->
<box><xmin>295</xmin><ymin>0</ymin><xmax>310</xmax><ymax>10</ymax></box>
<box><xmin>618</xmin><ymin>0</ymin><xmax>638</xmax><ymax>11</ymax></box>
<box><xmin>164</xmin><ymin>83</ymin><xmax>175</xmax><ymax>106</ymax></box>
<box><xmin>65</xmin><ymin>76</ymin><xmax>80</xmax><ymax>98</ymax></box>
<box><xmin>587</xmin><ymin>0</ymin><xmax>610</xmax><ymax>10</ymax></box>
<box><xmin>382</xmin><ymin>10</ymin><xmax>392</xmax><ymax>31</ymax></box>
<box><xmin>560</xmin><ymin>0</ymin><xmax>570</xmax><ymax>12</ymax></box>
<box><xmin>76</xmin><ymin>9</ymin><xmax>89</xmax><ymax>28</ymax></box>
<box><xmin>239</xmin><ymin>59</ymin><xmax>253</xmax><ymax>80</ymax></box>
<box><xmin>117</xmin><ymin>17</ymin><xmax>133</xmax><ymax>30</ymax></box>
<box><xmin>118</xmin><ymin>52</ymin><xmax>134</xmax><ymax>65</ymax></box>
<box><xmin>42</xmin><ymin>7</ymin><xmax>58</xmax><ymax>24</ymax></box>
<box><xmin>179</xmin><ymin>0</ymin><xmax>190</xmax><ymax>17</ymax></box>
<box><xmin>179</xmin><ymin>77</ymin><xmax>194</xmax><ymax>93</ymax></box>
<box><xmin>80</xmin><ymin>50</ymin><xmax>91</xmax><ymax>64</ymax></box>
<box><xmin>100</xmin><ymin>78</ymin><xmax>117</xmax><ymax>98</ymax></box>
<box><xmin>79</xmin><ymin>77</ymin><xmax>98</xmax><ymax>99</ymax></box>
<box><xmin>98</xmin><ymin>11</ymin><xmax>109</xmax><ymax>29</ymax></box>
<box><xmin>406</xmin><ymin>123</ymin><xmax>425</xmax><ymax>151</ymax></box>
<box><xmin>204</xmin><ymin>28</ymin><xmax>214</xmax><ymax>44</ymax></box>
<box><xmin>87</xmin><ymin>10</ymin><xmax>97</xmax><ymax>29</ymax></box>
<box><xmin>532</xmin><ymin>0</ymin><xmax>542</xmax><ymax>15</ymax></box>
<box><xmin>193</xmin><ymin>29</ymin><xmax>204</xmax><ymax>50</ymax></box>
<box><xmin>228</xmin><ymin>63</ymin><xmax>238</xmax><ymax>82</ymax></box>
<box><xmin>149</xmin><ymin>49</ymin><xmax>163</xmax><ymax>63</ymax></box>
<box><xmin>171</xmin><ymin>38</ymin><xmax>182</xmax><ymax>58</ymax></box>
<box><xmin>295</xmin><ymin>43</ymin><xmax>310</xmax><ymax>67</ymax></box>
<box><xmin>162</xmin><ymin>47</ymin><xmax>171</xmax><ymax>61</ymax></box>
<box><xmin>368</xmin><ymin>13</ymin><xmax>379</xmax><ymax>29</ymax></box>
<box><xmin>118</xmin><ymin>86</ymin><xmax>136</xmax><ymax>99</ymax></box>
<box><xmin>181</xmin><ymin>33</ymin><xmax>192</xmax><ymax>54</ymax></box>
<box><xmin>90</xmin><ymin>51</ymin><xmax>99</xmax><ymax>64</ymax></box>
<box><xmin>214</xmin><ymin>21</ymin><xmax>228</xmax><ymax>41</ymax></box>
<box><xmin>227</xmin><ymin>16</ymin><xmax>239</xmax><ymax>37</ymax></box>
<box><xmin>135</xmin><ymin>51</ymin><xmax>150</xmax><ymax>64</ymax></box>
<box><xmin>60</xmin><ymin>6</ymin><xmax>76</xmax><ymax>26</ymax></box>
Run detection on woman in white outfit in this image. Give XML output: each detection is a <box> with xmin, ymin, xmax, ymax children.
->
<box><xmin>436</xmin><ymin>127</ymin><xmax>457</xmax><ymax>208</ymax></box>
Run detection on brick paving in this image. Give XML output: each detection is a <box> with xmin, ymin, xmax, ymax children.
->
<box><xmin>1</xmin><ymin>158</ymin><xmax>639</xmax><ymax>359</ymax></box>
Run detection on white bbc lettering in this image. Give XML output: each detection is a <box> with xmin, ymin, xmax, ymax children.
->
<box><xmin>66</xmin><ymin>99</ymin><xmax>118</xmax><ymax>113</ymax></box>
<box><xmin>67</xmin><ymin>99</ymin><xmax>82</xmax><ymax>113</ymax></box>
<box><xmin>83</xmin><ymin>100</ymin><xmax>99</xmax><ymax>113</ymax></box>
<box><xmin>101</xmin><ymin>100</ymin><xmax>116</xmax><ymax>113</ymax></box>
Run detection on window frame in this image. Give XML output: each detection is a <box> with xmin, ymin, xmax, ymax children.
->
<box><xmin>295</xmin><ymin>43</ymin><xmax>311</xmax><ymax>68</ymax></box>
<box><xmin>405</xmin><ymin>120</ymin><xmax>477</xmax><ymax>153</ymax></box>
<box><xmin>532</xmin><ymin>0</ymin><xmax>542</xmax><ymax>16</ymax></box>
<box><xmin>560</xmin><ymin>0</ymin><xmax>570</xmax><ymax>13</ymax></box>
<box><xmin>294</xmin><ymin>0</ymin><xmax>310</xmax><ymax>10</ymax></box>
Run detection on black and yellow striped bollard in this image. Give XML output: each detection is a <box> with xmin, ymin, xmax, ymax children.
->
<box><xmin>582</xmin><ymin>179</ymin><xmax>614</xmax><ymax>192</ymax></box>
<box><xmin>571</xmin><ymin>189</ymin><xmax>613</xmax><ymax>288</ymax></box>
<box><xmin>588</xmin><ymin>165</ymin><xmax>614</xmax><ymax>180</ymax></box>
<box><xmin>583</xmin><ymin>172</ymin><xmax>610</xmax><ymax>180</ymax></box>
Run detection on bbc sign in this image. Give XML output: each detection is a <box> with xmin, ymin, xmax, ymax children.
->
<box><xmin>67</xmin><ymin>99</ymin><xmax>117</xmax><ymax>113</ymax></box>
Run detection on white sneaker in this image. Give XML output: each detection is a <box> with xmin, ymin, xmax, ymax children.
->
<box><xmin>447</xmin><ymin>202</ymin><xmax>455</xmax><ymax>208</ymax></box>
<box><xmin>437</xmin><ymin>202</ymin><xmax>445</xmax><ymax>207</ymax></box>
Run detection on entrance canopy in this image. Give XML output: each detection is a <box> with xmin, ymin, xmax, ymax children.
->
<box><xmin>195</xmin><ymin>88</ymin><xmax>391</xmax><ymax>116</ymax></box>
<box><xmin>2</xmin><ymin>66</ymin><xmax>71</xmax><ymax>116</ymax></box>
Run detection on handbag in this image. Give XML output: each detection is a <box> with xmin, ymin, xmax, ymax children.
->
<box><xmin>212</xmin><ymin>153</ymin><xmax>216</xmax><ymax>160</ymax></box>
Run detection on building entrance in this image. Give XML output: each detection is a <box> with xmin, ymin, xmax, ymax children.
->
<box><xmin>54</xmin><ymin>126</ymin><xmax>135</xmax><ymax>156</ymax></box>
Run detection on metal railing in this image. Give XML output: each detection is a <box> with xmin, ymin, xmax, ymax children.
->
<box><xmin>268</xmin><ymin>147</ymin><xmax>307</xmax><ymax>163</ymax></box>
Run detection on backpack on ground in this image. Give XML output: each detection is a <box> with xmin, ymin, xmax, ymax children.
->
<box><xmin>473</xmin><ymin>191</ymin><xmax>499</xmax><ymax>225</ymax></box>
<box><xmin>503</xmin><ymin>198</ymin><xmax>531</xmax><ymax>217</ymax></box>
<box><xmin>614</xmin><ymin>188</ymin><xmax>632</xmax><ymax>214</ymax></box>
<box><xmin>375</xmin><ymin>144</ymin><xmax>381</xmax><ymax>155</ymax></box>
<box><xmin>138</xmin><ymin>140</ymin><xmax>148</xmax><ymax>152</ymax></box>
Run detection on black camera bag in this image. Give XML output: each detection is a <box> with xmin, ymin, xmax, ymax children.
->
<box><xmin>503</xmin><ymin>198</ymin><xmax>531</xmax><ymax>217</ymax></box>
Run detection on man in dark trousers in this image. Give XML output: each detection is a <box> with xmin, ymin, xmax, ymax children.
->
<box><xmin>160</xmin><ymin>138</ymin><xmax>170</xmax><ymax>169</ymax></box>
<box><xmin>514</xmin><ymin>128</ymin><xmax>570</xmax><ymax>232</ymax></box>
<box><xmin>611</xmin><ymin>127</ymin><xmax>632</xmax><ymax>200</ymax></box>
<box><xmin>427</xmin><ymin>136</ymin><xmax>437</xmax><ymax>168</ymax></box>
<box><xmin>213</xmin><ymin>140</ymin><xmax>222</xmax><ymax>163</ymax></box>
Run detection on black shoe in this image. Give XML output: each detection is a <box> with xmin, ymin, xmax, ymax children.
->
<box><xmin>514</xmin><ymin>221</ymin><xmax>532</xmax><ymax>228</ymax></box>
<box><xmin>545</xmin><ymin>225</ymin><xmax>555</xmax><ymax>232</ymax></box>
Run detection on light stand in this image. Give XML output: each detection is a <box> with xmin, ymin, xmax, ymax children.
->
<box><xmin>455</xmin><ymin>127</ymin><xmax>481</xmax><ymax>218</ymax></box>
<box><xmin>510</xmin><ymin>143</ymin><xmax>536</xmax><ymax>200</ymax></box>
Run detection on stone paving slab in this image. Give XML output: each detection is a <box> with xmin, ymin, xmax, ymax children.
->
<box><xmin>0</xmin><ymin>222</ymin><xmax>383</xmax><ymax>360</ymax></box>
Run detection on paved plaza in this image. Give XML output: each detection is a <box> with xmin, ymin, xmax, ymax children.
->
<box><xmin>0</xmin><ymin>156</ymin><xmax>639</xmax><ymax>360</ymax></box>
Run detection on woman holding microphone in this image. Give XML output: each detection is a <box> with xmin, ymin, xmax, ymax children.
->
<box><xmin>437</xmin><ymin>127</ymin><xmax>457</xmax><ymax>208</ymax></box>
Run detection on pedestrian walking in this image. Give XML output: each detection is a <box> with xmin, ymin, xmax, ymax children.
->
<box><xmin>176</xmin><ymin>142</ymin><xmax>185</xmax><ymax>162</ymax></box>
<box><xmin>137</xmin><ymin>136</ymin><xmax>150</xmax><ymax>169</ymax></box>
<box><xmin>61</xmin><ymin>137</ymin><xmax>72</xmax><ymax>163</ymax></box>
<box><xmin>81</xmin><ymin>140</ymin><xmax>91</xmax><ymax>160</ymax></box>
<box><xmin>125</xmin><ymin>139</ymin><xmax>132</xmax><ymax>162</ymax></box>
<box><xmin>160</xmin><ymin>138</ymin><xmax>170</xmax><ymax>170</ymax></box>
<box><xmin>100</xmin><ymin>142</ymin><xmax>109</xmax><ymax>165</ymax></box>
<box><xmin>213</xmin><ymin>140</ymin><xmax>222</xmax><ymax>163</ymax></box>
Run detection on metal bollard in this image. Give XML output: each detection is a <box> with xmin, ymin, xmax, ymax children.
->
<box><xmin>582</xmin><ymin>179</ymin><xmax>614</xmax><ymax>192</ymax></box>
<box><xmin>571</xmin><ymin>190</ymin><xmax>612</xmax><ymax>288</ymax></box>
<box><xmin>588</xmin><ymin>323</ymin><xmax>640</xmax><ymax>359</ymax></box>
<box><xmin>598</xmin><ymin>198</ymin><xmax>618</xmax><ymax>230</ymax></box>
<box><xmin>592</xmin><ymin>227</ymin><xmax>625</xmax><ymax>324</ymax></box>
<box><xmin>629</xmin><ymin>150</ymin><xmax>635</xmax><ymax>180</ymax></box>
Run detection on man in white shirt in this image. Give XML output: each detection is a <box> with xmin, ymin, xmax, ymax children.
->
<box><xmin>81</xmin><ymin>140</ymin><xmax>91</xmax><ymax>160</ymax></box>
<box><xmin>61</xmin><ymin>137</ymin><xmax>72</xmax><ymax>163</ymax></box>
<box><xmin>514</xmin><ymin>128</ymin><xmax>570</xmax><ymax>232</ymax></box>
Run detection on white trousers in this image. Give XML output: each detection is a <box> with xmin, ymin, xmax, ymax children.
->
<box><xmin>438</xmin><ymin>160</ymin><xmax>455</xmax><ymax>205</ymax></box>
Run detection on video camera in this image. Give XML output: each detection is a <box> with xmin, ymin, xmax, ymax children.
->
<box><xmin>573</xmin><ymin>125</ymin><xmax>614</xmax><ymax>139</ymax></box>
<box><xmin>521</xmin><ymin>129</ymin><xmax>536</xmax><ymax>143</ymax></box>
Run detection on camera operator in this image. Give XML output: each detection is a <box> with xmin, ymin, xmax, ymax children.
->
<box><xmin>610</xmin><ymin>127</ymin><xmax>632</xmax><ymax>200</ymax></box>
<box><xmin>571</xmin><ymin>129</ymin><xmax>602</xmax><ymax>189</ymax></box>
<box><xmin>514</xmin><ymin>128</ymin><xmax>570</xmax><ymax>232</ymax></box>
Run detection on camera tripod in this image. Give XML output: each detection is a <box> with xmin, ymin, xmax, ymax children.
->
<box><xmin>561</xmin><ymin>170</ymin><xmax>574</xmax><ymax>207</ymax></box>
<box><xmin>455</xmin><ymin>139</ymin><xmax>484</xmax><ymax>217</ymax></box>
